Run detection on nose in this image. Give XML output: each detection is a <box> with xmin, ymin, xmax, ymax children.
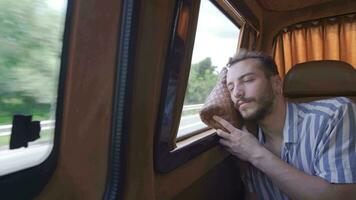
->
<box><xmin>232</xmin><ymin>85</ymin><xmax>244</xmax><ymax>98</ymax></box>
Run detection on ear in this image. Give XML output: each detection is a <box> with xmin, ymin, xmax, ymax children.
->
<box><xmin>271</xmin><ymin>75</ymin><xmax>283</xmax><ymax>95</ymax></box>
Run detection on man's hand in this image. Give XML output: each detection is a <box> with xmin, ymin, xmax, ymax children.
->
<box><xmin>213</xmin><ymin>115</ymin><xmax>265</xmax><ymax>163</ymax></box>
<box><xmin>213</xmin><ymin>117</ymin><xmax>356</xmax><ymax>200</ymax></box>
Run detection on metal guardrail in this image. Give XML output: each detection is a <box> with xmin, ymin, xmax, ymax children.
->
<box><xmin>181</xmin><ymin>104</ymin><xmax>203</xmax><ymax>111</ymax></box>
<box><xmin>0</xmin><ymin>120</ymin><xmax>55</xmax><ymax>137</ymax></box>
<box><xmin>0</xmin><ymin>104</ymin><xmax>204</xmax><ymax>136</ymax></box>
<box><xmin>178</xmin><ymin>104</ymin><xmax>207</xmax><ymax>138</ymax></box>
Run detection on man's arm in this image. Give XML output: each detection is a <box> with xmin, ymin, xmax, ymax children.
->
<box><xmin>213</xmin><ymin>115</ymin><xmax>356</xmax><ymax>200</ymax></box>
<box><xmin>253</xmin><ymin>145</ymin><xmax>356</xmax><ymax>200</ymax></box>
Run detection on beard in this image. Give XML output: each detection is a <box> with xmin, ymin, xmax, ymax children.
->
<box><xmin>235</xmin><ymin>86</ymin><xmax>275</xmax><ymax>121</ymax></box>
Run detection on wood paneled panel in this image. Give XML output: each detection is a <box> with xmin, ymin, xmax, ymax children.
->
<box><xmin>37</xmin><ymin>0</ymin><xmax>121</xmax><ymax>199</ymax></box>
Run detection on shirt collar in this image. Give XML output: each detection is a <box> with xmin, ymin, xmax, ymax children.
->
<box><xmin>257</xmin><ymin>127</ymin><xmax>265</xmax><ymax>144</ymax></box>
<box><xmin>282</xmin><ymin>102</ymin><xmax>299</xmax><ymax>144</ymax></box>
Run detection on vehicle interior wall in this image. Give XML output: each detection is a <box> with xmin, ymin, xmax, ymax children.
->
<box><xmin>36</xmin><ymin>0</ymin><xmax>121</xmax><ymax>198</ymax></box>
<box><xmin>121</xmin><ymin>0</ymin><xmax>246</xmax><ymax>199</ymax></box>
<box><xmin>120</xmin><ymin>0</ymin><xmax>176</xmax><ymax>198</ymax></box>
<box><xmin>173</xmin><ymin>157</ymin><xmax>242</xmax><ymax>200</ymax></box>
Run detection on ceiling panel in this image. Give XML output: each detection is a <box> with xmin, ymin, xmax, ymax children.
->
<box><xmin>257</xmin><ymin>0</ymin><xmax>335</xmax><ymax>11</ymax></box>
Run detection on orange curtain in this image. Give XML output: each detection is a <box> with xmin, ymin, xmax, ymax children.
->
<box><xmin>274</xmin><ymin>14</ymin><xmax>356</xmax><ymax>78</ymax></box>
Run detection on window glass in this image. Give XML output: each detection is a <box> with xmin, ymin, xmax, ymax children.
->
<box><xmin>0</xmin><ymin>0</ymin><xmax>67</xmax><ymax>175</ymax></box>
<box><xmin>177</xmin><ymin>0</ymin><xmax>240</xmax><ymax>138</ymax></box>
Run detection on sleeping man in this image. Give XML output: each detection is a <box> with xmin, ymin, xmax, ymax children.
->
<box><xmin>213</xmin><ymin>50</ymin><xmax>356</xmax><ymax>200</ymax></box>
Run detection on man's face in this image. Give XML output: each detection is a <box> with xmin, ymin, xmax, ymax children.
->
<box><xmin>226</xmin><ymin>59</ymin><xmax>276</xmax><ymax>121</ymax></box>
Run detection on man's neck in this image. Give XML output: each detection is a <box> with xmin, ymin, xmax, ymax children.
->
<box><xmin>258</xmin><ymin>97</ymin><xmax>287</xmax><ymax>141</ymax></box>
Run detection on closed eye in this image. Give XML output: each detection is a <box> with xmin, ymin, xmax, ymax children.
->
<box><xmin>242</xmin><ymin>78</ymin><xmax>254</xmax><ymax>83</ymax></box>
<box><xmin>238</xmin><ymin>73</ymin><xmax>256</xmax><ymax>84</ymax></box>
<box><xmin>227</xmin><ymin>85</ymin><xmax>234</xmax><ymax>92</ymax></box>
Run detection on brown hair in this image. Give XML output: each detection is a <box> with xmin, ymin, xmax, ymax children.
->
<box><xmin>227</xmin><ymin>49</ymin><xmax>279</xmax><ymax>77</ymax></box>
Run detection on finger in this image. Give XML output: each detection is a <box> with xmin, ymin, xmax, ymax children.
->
<box><xmin>216</xmin><ymin>129</ymin><xmax>230</xmax><ymax>140</ymax></box>
<box><xmin>242</xmin><ymin>126</ymin><xmax>254</xmax><ymax>136</ymax></box>
<box><xmin>219</xmin><ymin>138</ymin><xmax>231</xmax><ymax>148</ymax></box>
<box><xmin>213</xmin><ymin>115</ymin><xmax>236</xmax><ymax>133</ymax></box>
<box><xmin>242</xmin><ymin>126</ymin><xmax>248</xmax><ymax>133</ymax></box>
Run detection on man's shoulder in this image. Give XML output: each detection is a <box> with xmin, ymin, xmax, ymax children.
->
<box><xmin>295</xmin><ymin>97</ymin><xmax>354</xmax><ymax>118</ymax></box>
<box><xmin>310</xmin><ymin>97</ymin><xmax>353</xmax><ymax>107</ymax></box>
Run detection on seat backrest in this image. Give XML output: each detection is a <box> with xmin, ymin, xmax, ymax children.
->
<box><xmin>283</xmin><ymin>60</ymin><xmax>356</xmax><ymax>103</ymax></box>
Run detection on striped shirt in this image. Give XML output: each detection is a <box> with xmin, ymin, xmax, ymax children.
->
<box><xmin>243</xmin><ymin>97</ymin><xmax>356</xmax><ymax>200</ymax></box>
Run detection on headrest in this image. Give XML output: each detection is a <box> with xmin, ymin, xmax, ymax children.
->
<box><xmin>283</xmin><ymin>60</ymin><xmax>356</xmax><ymax>97</ymax></box>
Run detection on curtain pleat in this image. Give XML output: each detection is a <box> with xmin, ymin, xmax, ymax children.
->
<box><xmin>274</xmin><ymin>14</ymin><xmax>356</xmax><ymax>78</ymax></box>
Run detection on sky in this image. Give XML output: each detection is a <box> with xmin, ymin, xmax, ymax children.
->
<box><xmin>47</xmin><ymin>0</ymin><xmax>67</xmax><ymax>11</ymax></box>
<box><xmin>191</xmin><ymin>0</ymin><xmax>240</xmax><ymax>72</ymax></box>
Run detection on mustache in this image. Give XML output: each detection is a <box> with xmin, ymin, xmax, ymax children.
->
<box><xmin>234</xmin><ymin>97</ymin><xmax>255</xmax><ymax>109</ymax></box>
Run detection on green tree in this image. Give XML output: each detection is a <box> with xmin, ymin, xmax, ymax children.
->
<box><xmin>184</xmin><ymin>57</ymin><xmax>219</xmax><ymax>104</ymax></box>
<box><xmin>0</xmin><ymin>0</ymin><xmax>66</xmax><ymax>124</ymax></box>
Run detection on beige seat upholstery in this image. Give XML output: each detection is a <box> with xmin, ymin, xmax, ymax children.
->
<box><xmin>283</xmin><ymin>60</ymin><xmax>356</xmax><ymax>103</ymax></box>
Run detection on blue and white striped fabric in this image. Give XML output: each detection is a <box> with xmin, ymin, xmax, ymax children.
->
<box><xmin>242</xmin><ymin>97</ymin><xmax>356</xmax><ymax>200</ymax></box>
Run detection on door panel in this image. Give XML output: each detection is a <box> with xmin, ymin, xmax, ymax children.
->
<box><xmin>37</xmin><ymin>0</ymin><xmax>121</xmax><ymax>198</ymax></box>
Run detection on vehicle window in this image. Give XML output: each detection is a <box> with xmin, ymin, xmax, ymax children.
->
<box><xmin>177</xmin><ymin>0</ymin><xmax>240</xmax><ymax>139</ymax></box>
<box><xmin>0</xmin><ymin>0</ymin><xmax>67</xmax><ymax>176</ymax></box>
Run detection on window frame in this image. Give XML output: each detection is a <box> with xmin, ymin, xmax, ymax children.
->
<box><xmin>0</xmin><ymin>0</ymin><xmax>73</xmax><ymax>198</ymax></box>
<box><xmin>154</xmin><ymin>0</ymin><xmax>245</xmax><ymax>173</ymax></box>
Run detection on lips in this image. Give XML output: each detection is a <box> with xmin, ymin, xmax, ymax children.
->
<box><xmin>235</xmin><ymin>99</ymin><xmax>253</xmax><ymax>110</ymax></box>
<box><xmin>238</xmin><ymin>101</ymin><xmax>249</xmax><ymax>108</ymax></box>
